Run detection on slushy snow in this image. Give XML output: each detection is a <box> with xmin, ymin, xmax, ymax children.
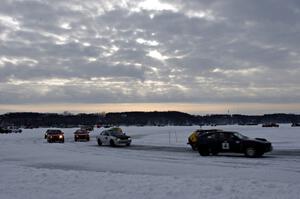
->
<box><xmin>1</xmin><ymin>124</ymin><xmax>300</xmax><ymax>199</ymax></box>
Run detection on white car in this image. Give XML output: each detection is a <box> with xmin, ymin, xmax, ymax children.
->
<box><xmin>96</xmin><ymin>127</ymin><xmax>131</xmax><ymax>147</ymax></box>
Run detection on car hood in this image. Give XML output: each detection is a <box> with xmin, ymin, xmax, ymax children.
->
<box><xmin>114</xmin><ymin>134</ymin><xmax>130</xmax><ymax>139</ymax></box>
<box><xmin>245</xmin><ymin>137</ymin><xmax>270</xmax><ymax>144</ymax></box>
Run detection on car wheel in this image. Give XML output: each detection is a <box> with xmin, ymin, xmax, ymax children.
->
<box><xmin>110</xmin><ymin>140</ymin><xmax>115</xmax><ymax>147</ymax></box>
<box><xmin>87</xmin><ymin>137</ymin><xmax>90</xmax><ymax>142</ymax></box>
<box><xmin>198</xmin><ymin>148</ymin><xmax>209</xmax><ymax>156</ymax></box>
<box><xmin>61</xmin><ymin>139</ymin><xmax>64</xmax><ymax>143</ymax></box>
<box><xmin>74</xmin><ymin>138</ymin><xmax>77</xmax><ymax>142</ymax></box>
<box><xmin>245</xmin><ymin>147</ymin><xmax>256</xmax><ymax>157</ymax></box>
<box><xmin>126</xmin><ymin>143</ymin><xmax>131</xmax><ymax>146</ymax></box>
<box><xmin>97</xmin><ymin>139</ymin><xmax>102</xmax><ymax>146</ymax></box>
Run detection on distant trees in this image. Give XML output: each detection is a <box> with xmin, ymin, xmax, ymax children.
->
<box><xmin>0</xmin><ymin>111</ymin><xmax>299</xmax><ymax>128</ymax></box>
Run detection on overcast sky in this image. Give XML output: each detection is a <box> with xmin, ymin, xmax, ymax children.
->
<box><xmin>0</xmin><ymin>0</ymin><xmax>300</xmax><ymax>114</ymax></box>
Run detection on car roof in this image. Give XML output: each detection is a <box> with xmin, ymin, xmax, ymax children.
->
<box><xmin>46</xmin><ymin>129</ymin><xmax>63</xmax><ymax>134</ymax></box>
<box><xmin>75</xmin><ymin>130</ymin><xmax>88</xmax><ymax>133</ymax></box>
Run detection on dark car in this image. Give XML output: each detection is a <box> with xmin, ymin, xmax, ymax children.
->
<box><xmin>0</xmin><ymin>127</ymin><xmax>12</xmax><ymax>134</ymax></box>
<box><xmin>262</xmin><ymin>123</ymin><xmax>279</xmax><ymax>127</ymax></box>
<box><xmin>74</xmin><ymin>129</ymin><xmax>90</xmax><ymax>142</ymax></box>
<box><xmin>196</xmin><ymin>131</ymin><xmax>272</xmax><ymax>157</ymax></box>
<box><xmin>291</xmin><ymin>123</ymin><xmax>300</xmax><ymax>127</ymax></box>
<box><xmin>46</xmin><ymin>129</ymin><xmax>64</xmax><ymax>143</ymax></box>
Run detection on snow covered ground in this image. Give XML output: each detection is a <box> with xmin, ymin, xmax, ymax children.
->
<box><xmin>1</xmin><ymin>124</ymin><xmax>300</xmax><ymax>199</ymax></box>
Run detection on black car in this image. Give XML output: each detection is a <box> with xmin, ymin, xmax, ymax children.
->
<box><xmin>291</xmin><ymin>123</ymin><xmax>300</xmax><ymax>127</ymax></box>
<box><xmin>196</xmin><ymin>131</ymin><xmax>272</xmax><ymax>157</ymax></box>
<box><xmin>262</xmin><ymin>123</ymin><xmax>279</xmax><ymax>127</ymax></box>
<box><xmin>0</xmin><ymin>127</ymin><xmax>12</xmax><ymax>134</ymax></box>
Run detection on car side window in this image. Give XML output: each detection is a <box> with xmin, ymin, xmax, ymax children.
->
<box><xmin>218</xmin><ymin>133</ymin><xmax>225</xmax><ymax>141</ymax></box>
<box><xmin>229</xmin><ymin>134</ymin><xmax>239</xmax><ymax>140</ymax></box>
<box><xmin>206</xmin><ymin>133</ymin><xmax>217</xmax><ymax>140</ymax></box>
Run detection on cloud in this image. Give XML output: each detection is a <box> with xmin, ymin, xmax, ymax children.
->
<box><xmin>0</xmin><ymin>0</ymin><xmax>299</xmax><ymax>106</ymax></box>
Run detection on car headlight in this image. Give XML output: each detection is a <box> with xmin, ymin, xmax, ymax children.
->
<box><xmin>116</xmin><ymin>138</ymin><xmax>120</xmax><ymax>141</ymax></box>
<box><xmin>128</xmin><ymin>138</ymin><xmax>131</xmax><ymax>140</ymax></box>
<box><xmin>59</xmin><ymin>135</ymin><xmax>63</xmax><ymax>139</ymax></box>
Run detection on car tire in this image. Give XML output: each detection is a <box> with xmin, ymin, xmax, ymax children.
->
<box><xmin>97</xmin><ymin>139</ymin><xmax>102</xmax><ymax>146</ymax></box>
<box><xmin>74</xmin><ymin>138</ymin><xmax>77</xmax><ymax>142</ymax></box>
<box><xmin>87</xmin><ymin>137</ymin><xmax>90</xmax><ymax>142</ymax></box>
<box><xmin>61</xmin><ymin>139</ymin><xmax>64</xmax><ymax>143</ymax></box>
<box><xmin>126</xmin><ymin>143</ymin><xmax>131</xmax><ymax>146</ymax></box>
<box><xmin>110</xmin><ymin>140</ymin><xmax>115</xmax><ymax>147</ymax></box>
<box><xmin>245</xmin><ymin>147</ymin><xmax>257</xmax><ymax>157</ymax></box>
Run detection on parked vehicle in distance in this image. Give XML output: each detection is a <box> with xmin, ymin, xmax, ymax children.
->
<box><xmin>188</xmin><ymin>129</ymin><xmax>223</xmax><ymax>151</ymax></box>
<box><xmin>0</xmin><ymin>127</ymin><xmax>12</xmax><ymax>134</ymax></box>
<box><xmin>46</xmin><ymin>129</ymin><xmax>64</xmax><ymax>143</ymax></box>
<box><xmin>291</xmin><ymin>123</ymin><xmax>300</xmax><ymax>127</ymax></box>
<box><xmin>74</xmin><ymin>129</ymin><xmax>90</xmax><ymax>142</ymax></box>
<box><xmin>196</xmin><ymin>130</ymin><xmax>272</xmax><ymax>157</ymax></box>
<box><xmin>97</xmin><ymin>127</ymin><xmax>131</xmax><ymax>147</ymax></box>
<box><xmin>262</xmin><ymin>123</ymin><xmax>279</xmax><ymax>127</ymax></box>
<box><xmin>11</xmin><ymin>128</ymin><xmax>22</xmax><ymax>133</ymax></box>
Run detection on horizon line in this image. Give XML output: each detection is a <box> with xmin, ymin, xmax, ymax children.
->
<box><xmin>0</xmin><ymin>102</ymin><xmax>299</xmax><ymax>115</ymax></box>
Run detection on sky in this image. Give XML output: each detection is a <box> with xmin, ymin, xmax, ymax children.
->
<box><xmin>0</xmin><ymin>0</ymin><xmax>300</xmax><ymax>114</ymax></box>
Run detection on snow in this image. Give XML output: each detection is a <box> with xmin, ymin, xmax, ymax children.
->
<box><xmin>0</xmin><ymin>124</ymin><xmax>300</xmax><ymax>199</ymax></box>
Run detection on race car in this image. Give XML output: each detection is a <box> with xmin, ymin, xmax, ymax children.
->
<box><xmin>96</xmin><ymin>127</ymin><xmax>131</xmax><ymax>147</ymax></box>
<box><xmin>188</xmin><ymin>129</ymin><xmax>223</xmax><ymax>151</ymax></box>
<box><xmin>196</xmin><ymin>130</ymin><xmax>272</xmax><ymax>157</ymax></box>
<box><xmin>262</xmin><ymin>123</ymin><xmax>279</xmax><ymax>127</ymax></box>
<box><xmin>45</xmin><ymin>129</ymin><xmax>64</xmax><ymax>143</ymax></box>
<box><xmin>74</xmin><ymin>129</ymin><xmax>90</xmax><ymax>142</ymax></box>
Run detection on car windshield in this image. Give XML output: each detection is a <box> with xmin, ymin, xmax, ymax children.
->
<box><xmin>47</xmin><ymin>130</ymin><xmax>62</xmax><ymax>134</ymax></box>
<box><xmin>109</xmin><ymin>128</ymin><xmax>124</xmax><ymax>136</ymax></box>
<box><xmin>75</xmin><ymin>130</ymin><xmax>88</xmax><ymax>134</ymax></box>
<box><xmin>233</xmin><ymin>132</ymin><xmax>248</xmax><ymax>139</ymax></box>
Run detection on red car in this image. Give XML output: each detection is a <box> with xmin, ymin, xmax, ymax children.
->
<box><xmin>46</xmin><ymin>129</ymin><xmax>64</xmax><ymax>143</ymax></box>
<box><xmin>74</xmin><ymin>129</ymin><xmax>90</xmax><ymax>142</ymax></box>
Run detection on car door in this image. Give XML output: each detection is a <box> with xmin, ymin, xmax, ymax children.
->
<box><xmin>102</xmin><ymin>131</ymin><xmax>110</xmax><ymax>144</ymax></box>
<box><xmin>218</xmin><ymin>132</ymin><xmax>234</xmax><ymax>153</ymax></box>
<box><xmin>226</xmin><ymin>133</ymin><xmax>242</xmax><ymax>153</ymax></box>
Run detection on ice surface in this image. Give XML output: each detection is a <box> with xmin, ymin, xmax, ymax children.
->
<box><xmin>0</xmin><ymin>124</ymin><xmax>300</xmax><ymax>199</ymax></box>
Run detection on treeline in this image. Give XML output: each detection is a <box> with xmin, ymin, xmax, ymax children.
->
<box><xmin>0</xmin><ymin>111</ymin><xmax>300</xmax><ymax>127</ymax></box>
